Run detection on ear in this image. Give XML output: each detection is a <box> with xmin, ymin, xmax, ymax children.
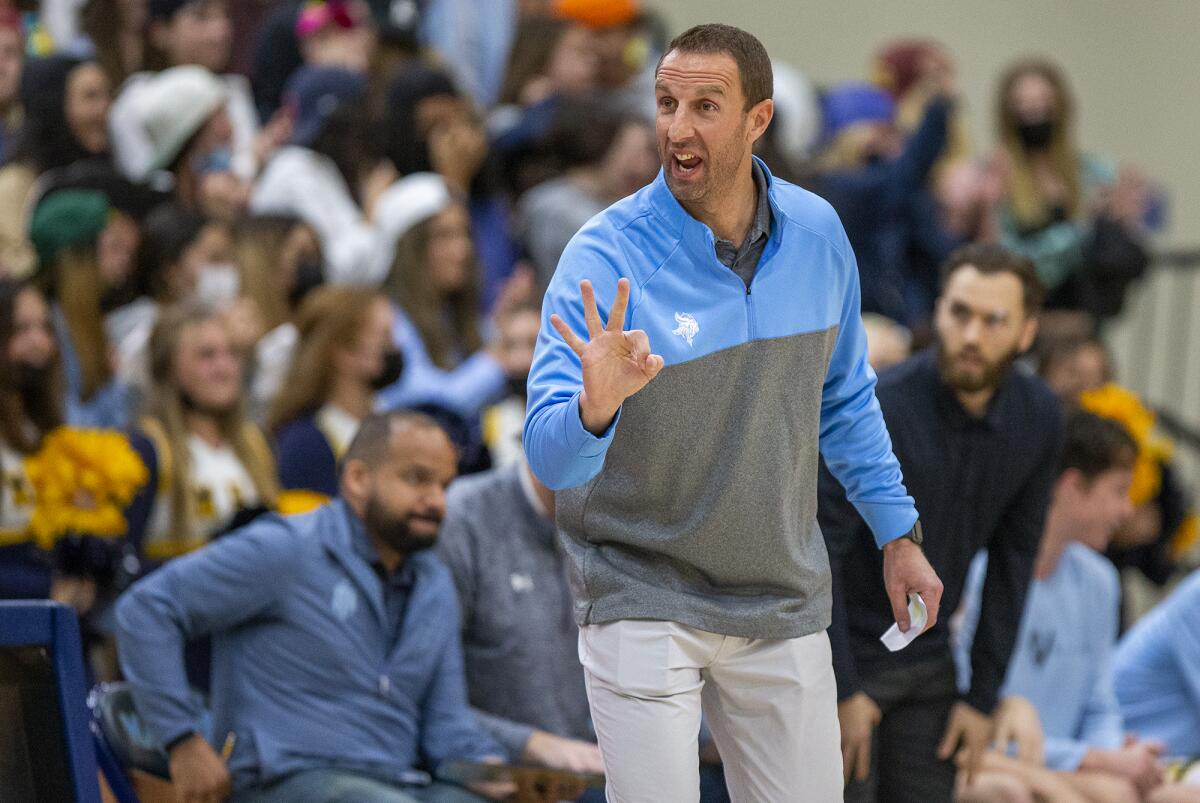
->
<box><xmin>1018</xmin><ymin>316</ymin><xmax>1039</xmax><ymax>354</ymax></box>
<box><xmin>747</xmin><ymin>98</ymin><xmax>774</xmax><ymax>144</ymax></box>
<box><xmin>340</xmin><ymin>458</ymin><xmax>370</xmax><ymax>507</ymax></box>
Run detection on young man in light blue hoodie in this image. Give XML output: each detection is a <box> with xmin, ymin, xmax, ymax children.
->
<box><xmin>524</xmin><ymin>22</ymin><xmax>943</xmax><ymax>803</ymax></box>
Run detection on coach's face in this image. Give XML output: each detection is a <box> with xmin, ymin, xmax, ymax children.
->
<box><xmin>655</xmin><ymin>50</ymin><xmax>772</xmax><ymax>206</ymax></box>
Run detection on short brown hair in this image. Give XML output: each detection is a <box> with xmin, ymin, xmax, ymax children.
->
<box><xmin>940</xmin><ymin>243</ymin><xmax>1045</xmax><ymax>316</ymax></box>
<box><xmin>658</xmin><ymin>23</ymin><xmax>772</xmax><ymax>110</ymax></box>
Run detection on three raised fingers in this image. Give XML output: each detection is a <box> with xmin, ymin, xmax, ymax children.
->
<box><xmin>550</xmin><ymin>314</ymin><xmax>586</xmax><ymax>357</ymax></box>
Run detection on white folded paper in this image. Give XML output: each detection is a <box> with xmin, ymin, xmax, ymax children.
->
<box><xmin>879</xmin><ymin>593</ymin><xmax>928</xmax><ymax>652</ymax></box>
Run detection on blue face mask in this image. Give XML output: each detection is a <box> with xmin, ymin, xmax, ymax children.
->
<box><xmin>192</xmin><ymin>147</ymin><xmax>233</xmax><ymax>175</ymax></box>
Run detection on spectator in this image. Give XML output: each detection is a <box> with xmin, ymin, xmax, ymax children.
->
<box><xmin>294</xmin><ymin>0</ymin><xmax>375</xmax><ymax>73</ymax></box>
<box><xmin>821</xmin><ymin>243</ymin><xmax>1061</xmax><ymax>802</ymax></box>
<box><xmin>497</xmin><ymin>15</ymin><xmax>597</xmax><ymax>112</ymax></box>
<box><xmin>237</xmin><ymin>214</ymin><xmax>325</xmax><ymax>418</ymax></box>
<box><xmin>28</xmin><ymin>189</ymin><xmax>138</xmax><ymax>428</ymax></box>
<box><xmin>1039</xmin><ymin>342</ymin><xmax>1197</xmax><ymax>591</ymax></box>
<box><xmin>1114</xmin><ymin>569</ymin><xmax>1200</xmax><ymax>761</ymax></box>
<box><xmin>0</xmin><ymin>278</ymin><xmax>63</xmax><ymax>600</ymax></box>
<box><xmin>0</xmin><ymin>55</ymin><xmax>111</xmax><ymax>279</ymax></box>
<box><xmin>106</xmin><ymin>202</ymin><xmax>237</xmax><ymax>393</ymax></box>
<box><xmin>993</xmin><ymin>59</ymin><xmax>1150</xmax><ymax>318</ymax></box>
<box><xmin>116</xmin><ymin>410</ymin><xmax>509</xmax><ymax>803</ymax></box>
<box><xmin>0</xmin><ymin>9</ymin><xmax>24</xmax><ymax>167</ymax></box>
<box><xmin>124</xmin><ymin>302</ymin><xmax>277</xmax><ymax>563</ymax></box>
<box><xmin>111</xmin><ymin>0</ymin><xmax>271</xmax><ymax>183</ymax></box>
<box><xmin>554</xmin><ymin>0</ymin><xmax>656</xmax><ymax>118</ymax></box>
<box><xmin>957</xmin><ymin>412</ymin><xmax>1173</xmax><ymax>802</ymax></box>
<box><xmin>270</xmin><ymin>286</ymin><xmax>400</xmax><ymax>500</ymax></box>
<box><xmin>252</xmin><ymin>65</ymin><xmax>396</xmax><ymax>285</ymax></box>
<box><xmin>116</xmin><ymin>65</ymin><xmax>252</xmax><ymax>224</ymax></box>
<box><xmin>481</xmin><ymin>301</ymin><xmax>539</xmax><ymax>468</ymax></box>
<box><xmin>382</xmin><ymin>61</ymin><xmax>520</xmax><ymax>309</ymax></box>
<box><xmin>813</xmin><ymin>77</ymin><xmax>961</xmax><ymax>327</ymax></box>
<box><xmin>77</xmin><ymin>0</ymin><xmax>148</xmax><ymax>89</ymax></box>
<box><xmin>372</xmin><ymin>172</ymin><xmax>507</xmax><ymax>418</ymax></box>
<box><xmin>518</xmin><ymin>99</ymin><xmax>656</xmax><ymax>286</ymax></box>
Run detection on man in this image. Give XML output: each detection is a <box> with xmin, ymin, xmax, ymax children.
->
<box><xmin>436</xmin><ymin>460</ymin><xmax>732</xmax><ymax>802</ymax></box>
<box><xmin>524</xmin><ymin>23</ymin><xmax>941</xmax><ymax>802</ymax></box>
<box><xmin>820</xmin><ymin>242</ymin><xmax>1063</xmax><ymax>802</ymax></box>
<box><xmin>957</xmin><ymin>411</ymin><xmax>1173</xmax><ymax>801</ymax></box>
<box><xmin>116</xmin><ymin>411</ymin><xmax>508</xmax><ymax>803</ymax></box>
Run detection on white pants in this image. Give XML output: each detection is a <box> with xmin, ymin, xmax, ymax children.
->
<box><xmin>579</xmin><ymin>620</ymin><xmax>843</xmax><ymax>803</ymax></box>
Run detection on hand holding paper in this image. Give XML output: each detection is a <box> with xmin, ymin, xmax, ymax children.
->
<box><xmin>880</xmin><ymin>593</ymin><xmax>928</xmax><ymax>652</ymax></box>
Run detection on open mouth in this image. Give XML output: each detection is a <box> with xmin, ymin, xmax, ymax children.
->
<box><xmin>671</xmin><ymin>152</ymin><xmax>703</xmax><ymax>177</ymax></box>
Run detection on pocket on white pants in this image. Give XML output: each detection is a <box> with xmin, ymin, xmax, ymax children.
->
<box><xmin>579</xmin><ymin>620</ymin><xmax>704</xmax><ymax>698</ymax></box>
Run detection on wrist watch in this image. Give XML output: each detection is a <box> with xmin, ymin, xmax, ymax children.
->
<box><xmin>898</xmin><ymin>520</ymin><xmax>924</xmax><ymax>546</ymax></box>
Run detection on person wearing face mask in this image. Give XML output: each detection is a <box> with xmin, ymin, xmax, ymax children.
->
<box><xmin>106</xmin><ymin>202</ymin><xmax>240</xmax><ymax>397</ymax></box>
<box><xmin>123</xmin><ymin>303</ymin><xmax>279</xmax><ymax>567</ymax></box>
<box><xmin>118</xmin><ymin>65</ymin><xmax>253</xmax><ymax>224</ymax></box>
<box><xmin>372</xmin><ymin>172</ymin><xmax>511</xmax><ymax>421</ymax></box>
<box><xmin>269</xmin><ymin>286</ymin><xmax>402</xmax><ymax>503</ymax></box>
<box><xmin>28</xmin><ymin>189</ymin><xmax>141</xmax><ymax>428</ymax></box>
<box><xmin>0</xmin><ymin>55</ymin><xmax>111</xmax><ymax>279</ymax></box>
<box><xmin>109</xmin><ymin>0</ymin><xmax>275</xmax><ymax>185</ymax></box>
<box><xmin>993</xmin><ymin>59</ymin><xmax>1150</xmax><ymax>318</ymax></box>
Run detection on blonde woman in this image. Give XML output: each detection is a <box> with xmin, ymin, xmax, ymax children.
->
<box><xmin>125</xmin><ymin>303</ymin><xmax>278</xmax><ymax>564</ymax></box>
<box><xmin>994</xmin><ymin>59</ymin><xmax>1149</xmax><ymax>315</ymax></box>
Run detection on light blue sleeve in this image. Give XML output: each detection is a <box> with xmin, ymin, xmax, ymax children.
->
<box><xmin>818</xmin><ymin>232</ymin><xmax>918</xmax><ymax>547</ymax></box>
<box><xmin>375</xmin><ymin>305</ymin><xmax>506</xmax><ymax>419</ymax></box>
<box><xmin>114</xmin><ymin>517</ymin><xmax>300</xmax><ymax>746</ymax></box>
<box><xmin>523</xmin><ymin>229</ymin><xmax>628</xmax><ymax>490</ymax></box>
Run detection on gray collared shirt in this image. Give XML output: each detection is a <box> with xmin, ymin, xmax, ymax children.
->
<box><xmin>713</xmin><ymin>160</ymin><xmax>772</xmax><ymax>288</ymax></box>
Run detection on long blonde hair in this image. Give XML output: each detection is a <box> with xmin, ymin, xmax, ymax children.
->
<box><xmin>267</xmin><ymin>285</ymin><xmax>384</xmax><ymax>431</ymax></box>
<box><xmin>997</xmin><ymin>59</ymin><xmax>1083</xmax><ymax>230</ymax></box>
<box><xmin>55</xmin><ymin>247</ymin><xmax>112</xmax><ymax>402</ymax></box>
<box><xmin>382</xmin><ymin>208</ymin><xmax>482</xmax><ymax>370</ymax></box>
<box><xmin>234</xmin><ymin>216</ymin><xmax>314</xmax><ymax>332</ymax></box>
<box><xmin>143</xmin><ymin>302</ymin><xmax>278</xmax><ymax>546</ymax></box>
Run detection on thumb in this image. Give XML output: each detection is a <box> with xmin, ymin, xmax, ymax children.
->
<box><xmin>936</xmin><ymin>718</ymin><xmax>959</xmax><ymax>760</ymax></box>
<box><xmin>642</xmin><ymin>354</ymin><xmax>664</xmax><ymax>380</ymax></box>
<box><xmin>889</xmin><ymin>587</ymin><xmax>911</xmax><ymax>632</ymax></box>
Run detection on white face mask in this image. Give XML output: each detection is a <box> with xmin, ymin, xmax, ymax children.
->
<box><xmin>195</xmin><ymin>263</ymin><xmax>240</xmax><ymax>307</ymax></box>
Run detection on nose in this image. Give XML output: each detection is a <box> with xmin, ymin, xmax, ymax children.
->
<box><xmin>961</xmin><ymin>317</ymin><xmax>983</xmax><ymax>345</ymax></box>
<box><xmin>667</xmin><ymin>106</ymin><xmax>695</xmax><ymax>145</ymax></box>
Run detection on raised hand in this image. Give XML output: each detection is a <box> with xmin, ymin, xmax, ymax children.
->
<box><xmin>550</xmin><ymin>278</ymin><xmax>664</xmax><ymax>436</ymax></box>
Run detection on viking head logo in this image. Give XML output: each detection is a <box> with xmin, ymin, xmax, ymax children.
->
<box><xmin>672</xmin><ymin>312</ymin><xmax>699</xmax><ymax>346</ymax></box>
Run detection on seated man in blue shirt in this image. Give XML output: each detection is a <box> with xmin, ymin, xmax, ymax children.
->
<box><xmin>1115</xmin><ymin>568</ymin><xmax>1200</xmax><ymax>764</ymax></box>
<box><xmin>958</xmin><ymin>411</ymin><xmax>1181</xmax><ymax>802</ymax></box>
<box><xmin>116</xmin><ymin>410</ymin><xmax>510</xmax><ymax>803</ymax></box>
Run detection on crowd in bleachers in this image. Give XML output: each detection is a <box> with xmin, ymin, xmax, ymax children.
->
<box><xmin>0</xmin><ymin>0</ymin><xmax>1197</xmax><ymax>801</ymax></box>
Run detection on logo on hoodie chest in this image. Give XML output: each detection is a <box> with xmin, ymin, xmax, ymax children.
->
<box><xmin>331</xmin><ymin>580</ymin><xmax>358</xmax><ymax>621</ymax></box>
<box><xmin>672</xmin><ymin>312</ymin><xmax>699</xmax><ymax>346</ymax></box>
